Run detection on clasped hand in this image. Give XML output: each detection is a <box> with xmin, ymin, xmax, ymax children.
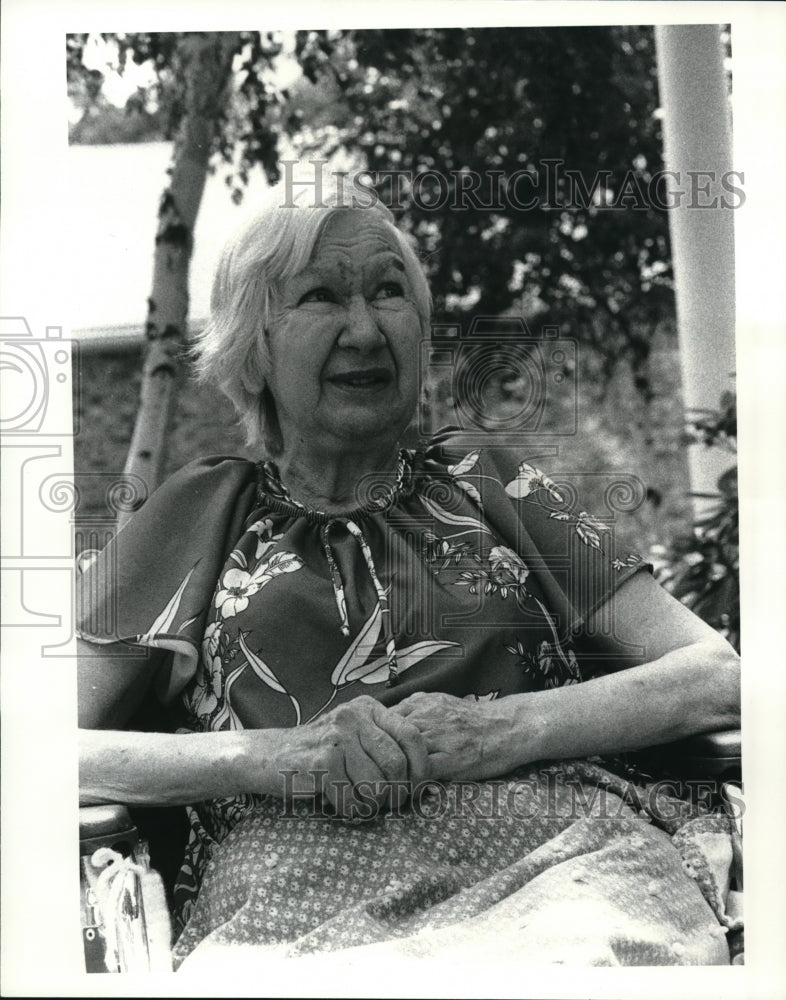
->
<box><xmin>393</xmin><ymin>691</ymin><xmax>506</xmax><ymax>782</ymax></box>
<box><xmin>280</xmin><ymin>692</ymin><xmax>503</xmax><ymax>819</ymax></box>
<box><xmin>279</xmin><ymin>695</ymin><xmax>427</xmax><ymax>819</ymax></box>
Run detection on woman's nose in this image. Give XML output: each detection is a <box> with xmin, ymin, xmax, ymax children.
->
<box><xmin>337</xmin><ymin>296</ymin><xmax>386</xmax><ymax>350</ymax></box>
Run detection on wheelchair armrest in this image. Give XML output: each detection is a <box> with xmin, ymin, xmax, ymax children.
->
<box><xmin>631</xmin><ymin>728</ymin><xmax>741</xmax><ymax>786</ymax></box>
<box><xmin>80</xmin><ymin>804</ymin><xmax>140</xmax><ymax>858</ymax></box>
<box><xmin>670</xmin><ymin>729</ymin><xmax>741</xmax><ymax>762</ymax></box>
<box><xmin>80</xmin><ymin>803</ymin><xmax>134</xmax><ymax>838</ymax></box>
<box><xmin>673</xmin><ymin>729</ymin><xmax>740</xmax><ymax>755</ymax></box>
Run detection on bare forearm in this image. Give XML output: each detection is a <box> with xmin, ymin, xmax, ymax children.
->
<box><xmin>79</xmin><ymin>729</ymin><xmax>284</xmax><ymax>806</ymax></box>
<box><xmin>497</xmin><ymin>638</ymin><xmax>740</xmax><ymax>770</ymax></box>
<box><xmin>79</xmin><ymin>697</ymin><xmax>429</xmax><ymax>811</ymax></box>
<box><xmin>396</xmin><ymin>574</ymin><xmax>742</xmax><ymax>783</ymax></box>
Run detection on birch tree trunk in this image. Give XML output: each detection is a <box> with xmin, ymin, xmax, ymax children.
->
<box><xmin>121</xmin><ymin>32</ymin><xmax>241</xmax><ymax>525</ymax></box>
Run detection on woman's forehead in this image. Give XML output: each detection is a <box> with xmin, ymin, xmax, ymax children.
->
<box><xmin>310</xmin><ymin>210</ymin><xmax>401</xmax><ymax>262</ymax></box>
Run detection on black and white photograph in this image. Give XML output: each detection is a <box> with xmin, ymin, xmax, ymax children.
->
<box><xmin>1</xmin><ymin>1</ymin><xmax>784</xmax><ymax>996</ymax></box>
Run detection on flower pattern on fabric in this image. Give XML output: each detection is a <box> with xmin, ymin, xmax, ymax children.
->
<box><xmin>418</xmin><ymin>492</ymin><xmax>491</xmax><ymax>536</ymax></box>
<box><xmin>246</xmin><ymin>517</ymin><xmax>284</xmax><ymax>561</ymax></box>
<box><xmin>191</xmin><ymin>652</ymin><xmax>224</xmax><ymax>717</ymax></box>
<box><xmin>415</xmin><ymin>451</ymin><xmax>623</xmax><ymax>690</ymax></box>
<box><xmin>422</xmin><ymin>531</ymin><xmax>478</xmax><ymax>572</ymax></box>
<box><xmin>504</xmin><ymin>461</ymin><xmax>565</xmax><ymax>503</ymax></box>
<box><xmin>188</xmin><ymin>619</ymin><xmax>239</xmax><ymax>724</ymax></box>
<box><xmin>455</xmin><ymin>545</ymin><xmax>531</xmax><ymax>600</ymax></box>
<box><xmin>506</xmin><ymin>637</ymin><xmax>582</xmax><ymax>688</ymax></box>
<box><xmin>446</xmin><ymin>449</ymin><xmax>483</xmax><ymax>503</ymax></box>
<box><xmin>214</xmin><ymin>551</ymin><xmax>303</xmax><ymax>619</ymax></box>
<box><xmin>503</xmin><ymin>461</ymin><xmax>621</xmax><ymax>555</ymax></box>
<box><xmin>237</xmin><ymin>630</ymin><xmax>302</xmax><ymax>725</ymax></box>
<box><xmin>306</xmin><ymin>597</ymin><xmax>460</xmax><ymax>723</ymax></box>
<box><xmin>147</xmin><ymin>440</ymin><xmax>648</xmax><ymax>933</ymax></box>
<box><xmin>549</xmin><ymin>509</ymin><xmax>610</xmax><ymax>550</ymax></box>
<box><xmin>612</xmin><ymin>552</ymin><xmax>645</xmax><ymax>572</ymax></box>
<box><xmin>133</xmin><ymin>561</ymin><xmax>201</xmax><ymax>644</ymax></box>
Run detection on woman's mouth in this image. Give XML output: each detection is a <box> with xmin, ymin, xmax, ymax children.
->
<box><xmin>327</xmin><ymin>368</ymin><xmax>393</xmax><ymax>391</ymax></box>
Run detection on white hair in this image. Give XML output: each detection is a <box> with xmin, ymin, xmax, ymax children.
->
<box><xmin>191</xmin><ymin>182</ymin><xmax>432</xmax><ymax>454</ymax></box>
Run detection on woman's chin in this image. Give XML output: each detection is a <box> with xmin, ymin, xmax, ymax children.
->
<box><xmin>337</xmin><ymin>418</ymin><xmax>407</xmax><ymax>451</ymax></box>
<box><xmin>326</xmin><ymin>401</ymin><xmax>414</xmax><ymax>447</ymax></box>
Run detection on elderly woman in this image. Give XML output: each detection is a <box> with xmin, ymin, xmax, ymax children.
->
<box><xmin>78</xmin><ymin>191</ymin><xmax>740</xmax><ymax>967</ymax></box>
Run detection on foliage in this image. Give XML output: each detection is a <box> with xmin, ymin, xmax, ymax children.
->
<box><xmin>68</xmin><ymin>95</ymin><xmax>168</xmax><ymax>145</ymax></box>
<box><xmin>68</xmin><ymin>35</ymin><xmax>164</xmax><ymax>143</ymax></box>
<box><xmin>290</xmin><ymin>26</ymin><xmax>676</xmax><ymax>395</ymax></box>
<box><xmin>69</xmin><ymin>27</ymin><xmax>677</xmax><ymax>394</ymax></box>
<box><xmin>68</xmin><ymin>28</ymin><xmax>709</xmax><ymax>550</ymax></box>
<box><xmin>651</xmin><ymin>391</ymin><xmax>739</xmax><ymax>651</ymax></box>
<box><xmin>68</xmin><ymin>31</ymin><xmax>291</xmax><ymax>496</ymax></box>
<box><xmin>67</xmin><ymin>32</ymin><xmax>285</xmax><ymax>193</ymax></box>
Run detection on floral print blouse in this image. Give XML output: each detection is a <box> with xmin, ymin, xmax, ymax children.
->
<box><xmin>77</xmin><ymin>429</ymin><xmax>647</xmax><ymax>927</ymax></box>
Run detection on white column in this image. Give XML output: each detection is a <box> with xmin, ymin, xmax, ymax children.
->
<box><xmin>654</xmin><ymin>24</ymin><xmax>736</xmax><ymax>513</ymax></box>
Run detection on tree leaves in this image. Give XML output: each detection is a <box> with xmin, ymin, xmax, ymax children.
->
<box><xmin>654</xmin><ymin>391</ymin><xmax>739</xmax><ymax>651</ymax></box>
<box><xmin>290</xmin><ymin>25</ymin><xmax>675</xmax><ymax>382</ymax></box>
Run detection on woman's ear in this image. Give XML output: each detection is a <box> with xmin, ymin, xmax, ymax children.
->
<box><xmin>240</xmin><ymin>332</ymin><xmax>269</xmax><ymax>395</ymax></box>
<box><xmin>240</xmin><ymin>366</ymin><xmax>260</xmax><ymax>395</ymax></box>
<box><xmin>261</xmin><ymin>383</ymin><xmax>283</xmax><ymax>457</ymax></box>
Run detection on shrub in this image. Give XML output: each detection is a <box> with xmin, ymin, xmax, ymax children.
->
<box><xmin>649</xmin><ymin>391</ymin><xmax>739</xmax><ymax>652</ymax></box>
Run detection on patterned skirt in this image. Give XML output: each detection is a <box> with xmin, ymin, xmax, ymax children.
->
<box><xmin>173</xmin><ymin>760</ymin><xmax>741</xmax><ymax>968</ymax></box>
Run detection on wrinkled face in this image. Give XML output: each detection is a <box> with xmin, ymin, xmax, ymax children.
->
<box><xmin>264</xmin><ymin>211</ymin><xmax>422</xmax><ymax>458</ymax></box>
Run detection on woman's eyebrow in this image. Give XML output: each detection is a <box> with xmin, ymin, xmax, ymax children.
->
<box><xmin>289</xmin><ymin>253</ymin><xmax>405</xmax><ymax>294</ymax></box>
<box><xmin>366</xmin><ymin>254</ymin><xmax>406</xmax><ymax>277</ymax></box>
<box><xmin>289</xmin><ymin>264</ymin><xmax>335</xmax><ymax>287</ymax></box>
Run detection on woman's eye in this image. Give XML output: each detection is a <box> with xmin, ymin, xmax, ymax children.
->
<box><xmin>299</xmin><ymin>287</ymin><xmax>335</xmax><ymax>305</ymax></box>
<box><xmin>375</xmin><ymin>282</ymin><xmax>404</xmax><ymax>300</ymax></box>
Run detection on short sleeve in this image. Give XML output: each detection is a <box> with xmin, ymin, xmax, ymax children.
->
<box><xmin>424</xmin><ymin>429</ymin><xmax>651</xmax><ymax>642</ymax></box>
<box><xmin>76</xmin><ymin>456</ymin><xmax>259</xmax><ymax>701</ymax></box>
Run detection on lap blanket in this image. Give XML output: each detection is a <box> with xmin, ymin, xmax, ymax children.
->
<box><xmin>173</xmin><ymin>760</ymin><xmax>741</xmax><ymax>968</ymax></box>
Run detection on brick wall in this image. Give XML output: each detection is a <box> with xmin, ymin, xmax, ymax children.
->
<box><xmin>73</xmin><ymin>345</ymin><xmax>255</xmax><ymax>528</ymax></box>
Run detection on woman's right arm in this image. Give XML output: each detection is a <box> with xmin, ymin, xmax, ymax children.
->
<box><xmin>78</xmin><ymin>637</ymin><xmax>259</xmax><ymax>806</ymax></box>
<box><xmin>78</xmin><ymin>640</ymin><xmax>427</xmax><ymax>813</ymax></box>
<box><xmin>79</xmin><ymin>727</ymin><xmax>282</xmax><ymax>806</ymax></box>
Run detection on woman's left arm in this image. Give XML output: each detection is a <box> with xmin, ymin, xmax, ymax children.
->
<box><xmin>394</xmin><ymin>571</ymin><xmax>740</xmax><ymax>782</ymax></box>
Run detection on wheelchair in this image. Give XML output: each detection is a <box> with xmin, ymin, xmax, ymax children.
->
<box><xmin>79</xmin><ymin>728</ymin><xmax>742</xmax><ymax>973</ymax></box>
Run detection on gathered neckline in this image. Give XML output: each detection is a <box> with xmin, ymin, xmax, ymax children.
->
<box><xmin>254</xmin><ymin>449</ymin><xmax>419</xmax><ymax>524</ymax></box>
